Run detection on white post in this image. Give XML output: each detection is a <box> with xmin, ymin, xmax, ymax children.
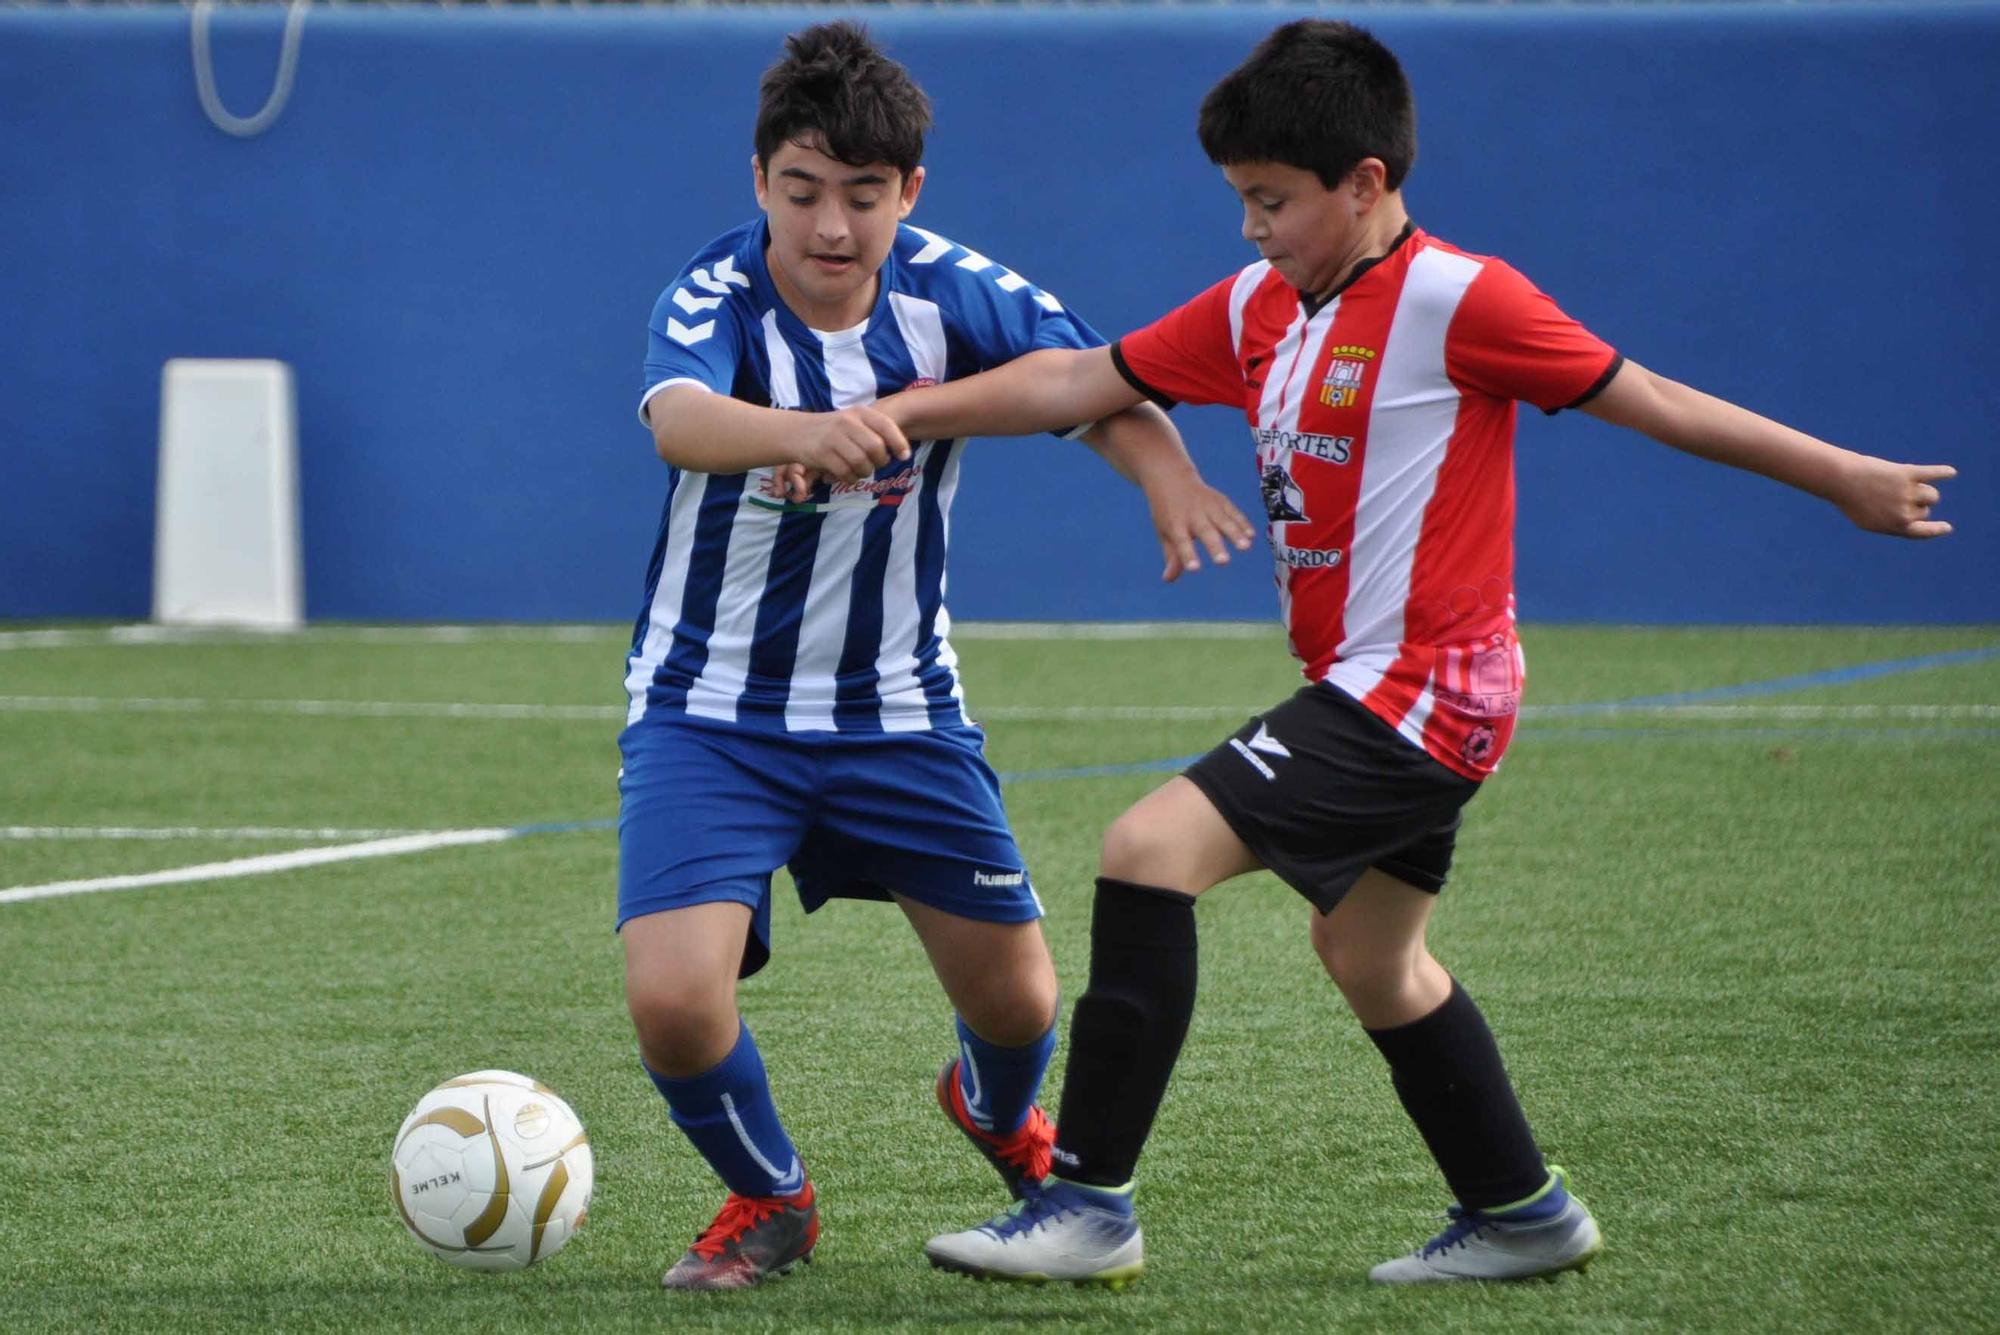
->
<box><xmin>153</xmin><ymin>359</ymin><xmax>304</xmax><ymax>629</ymax></box>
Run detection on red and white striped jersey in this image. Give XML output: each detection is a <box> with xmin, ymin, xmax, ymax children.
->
<box><xmin>1114</xmin><ymin>226</ymin><xmax>1619</xmax><ymax>779</ymax></box>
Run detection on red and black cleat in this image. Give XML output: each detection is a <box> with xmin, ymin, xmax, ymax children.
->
<box><xmin>935</xmin><ymin>1059</ymin><xmax>1054</xmax><ymax>1201</ymax></box>
<box><xmin>661</xmin><ymin>1181</ymin><xmax>819</xmax><ymax>1291</ymax></box>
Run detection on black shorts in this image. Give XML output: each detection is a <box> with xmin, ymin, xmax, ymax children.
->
<box><xmin>1182</xmin><ymin>683</ymin><xmax>1482</xmax><ymax>914</ymax></box>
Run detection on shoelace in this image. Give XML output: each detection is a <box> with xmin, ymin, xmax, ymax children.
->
<box><xmin>690</xmin><ymin>1194</ymin><xmax>787</xmax><ymax>1260</ymax></box>
<box><xmin>983</xmin><ymin>1191</ymin><xmax>1068</xmax><ymax>1242</ymax></box>
<box><xmin>1419</xmin><ymin>1204</ymin><xmax>1497</xmax><ymax>1259</ymax></box>
<box><xmin>991</xmin><ymin>1107</ymin><xmax>1053</xmax><ymax>1176</ymax></box>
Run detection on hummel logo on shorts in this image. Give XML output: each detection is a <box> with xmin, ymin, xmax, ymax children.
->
<box><xmin>974</xmin><ymin>869</ymin><xmax>1026</xmax><ymax>887</ymax></box>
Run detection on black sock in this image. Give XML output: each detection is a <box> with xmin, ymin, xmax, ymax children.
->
<box><xmin>1050</xmin><ymin>878</ymin><xmax>1198</xmax><ymax>1188</ymax></box>
<box><xmin>1364</xmin><ymin>980</ymin><xmax>1549</xmax><ymax>1210</ymax></box>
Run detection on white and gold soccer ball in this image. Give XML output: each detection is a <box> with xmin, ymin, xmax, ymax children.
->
<box><xmin>390</xmin><ymin>1069</ymin><xmax>594</xmax><ymax>1272</ymax></box>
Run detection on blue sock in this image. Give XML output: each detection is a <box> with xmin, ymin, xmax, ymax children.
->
<box><xmin>645</xmin><ymin>1021</ymin><xmax>804</xmax><ymax>1199</ymax></box>
<box><xmin>1487</xmin><ymin>1171</ymin><xmax>1569</xmax><ymax>1222</ymax></box>
<box><xmin>955</xmin><ymin>1014</ymin><xmax>1055</xmax><ymax>1136</ymax></box>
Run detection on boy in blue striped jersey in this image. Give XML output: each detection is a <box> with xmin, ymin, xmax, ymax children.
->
<box><xmin>620</xmin><ymin>22</ymin><xmax>1253</xmax><ymax>1291</ymax></box>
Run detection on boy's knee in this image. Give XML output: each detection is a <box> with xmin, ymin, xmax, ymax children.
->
<box><xmin>1311</xmin><ymin>920</ymin><xmax>1447</xmax><ymax>1027</ymax></box>
<box><xmin>1098</xmin><ymin>779</ymin><xmax>1250</xmax><ymax>894</ymax></box>
<box><xmin>956</xmin><ymin>947</ymin><xmax>1059</xmax><ymax>1044</ymax></box>
<box><xmin>1099</xmin><ymin>807</ymin><xmax>1171</xmax><ymax>885</ymax></box>
<box><xmin>626</xmin><ymin>975</ymin><xmax>738</xmax><ymax>1075</ymax></box>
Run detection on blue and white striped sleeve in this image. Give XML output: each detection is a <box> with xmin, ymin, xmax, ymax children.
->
<box><xmin>639</xmin><ymin>255</ymin><xmax>754</xmax><ymax>426</ymax></box>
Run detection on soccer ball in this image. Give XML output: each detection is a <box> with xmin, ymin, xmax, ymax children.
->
<box><xmin>390</xmin><ymin>1069</ymin><xmax>594</xmax><ymax>1272</ymax></box>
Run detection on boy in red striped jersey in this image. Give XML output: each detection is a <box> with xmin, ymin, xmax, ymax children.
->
<box><xmin>884</xmin><ymin>19</ymin><xmax>1955</xmax><ymax>1287</ymax></box>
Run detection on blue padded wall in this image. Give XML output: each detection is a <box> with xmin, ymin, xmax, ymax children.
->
<box><xmin>1</xmin><ymin>4</ymin><xmax>1992</xmax><ymax>622</ymax></box>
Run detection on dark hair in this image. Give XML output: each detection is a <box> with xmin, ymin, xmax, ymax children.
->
<box><xmin>755</xmin><ymin>22</ymin><xmax>932</xmax><ymax>178</ymax></box>
<box><xmin>1197</xmin><ymin>20</ymin><xmax>1416</xmax><ymax>191</ymax></box>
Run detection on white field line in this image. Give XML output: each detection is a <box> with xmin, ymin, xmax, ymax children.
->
<box><xmin>0</xmin><ymin>622</ymin><xmax>1271</xmax><ymax>651</ymax></box>
<box><xmin>0</xmin><ymin>696</ymin><xmax>620</xmax><ymax>721</ymax></box>
<box><xmin>2</xmin><ymin>696</ymin><xmax>1998</xmax><ymax>723</ymax></box>
<box><xmin>1</xmin><ymin>825</ymin><xmax>427</xmax><ymax>841</ymax></box>
<box><xmin>0</xmin><ymin>829</ymin><xmax>516</xmax><ymax>905</ymax></box>
<box><xmin>951</xmin><ymin>622</ymin><xmax>1278</xmax><ymax>640</ymax></box>
<box><xmin>0</xmin><ymin>625</ymin><xmax>617</xmax><ymax>651</ymax></box>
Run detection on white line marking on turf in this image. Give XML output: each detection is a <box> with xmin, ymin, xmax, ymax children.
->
<box><xmin>951</xmin><ymin>622</ymin><xmax>1279</xmax><ymax>640</ymax></box>
<box><xmin>0</xmin><ymin>696</ymin><xmax>622</xmax><ymax>720</ymax></box>
<box><xmin>3</xmin><ymin>696</ymin><xmax>1997</xmax><ymax>724</ymax></box>
<box><xmin>0</xmin><ymin>622</ymin><xmax>1274</xmax><ymax>651</ymax></box>
<box><xmin>0</xmin><ymin>624</ymin><xmax>616</xmax><ymax>650</ymax></box>
<box><xmin>1</xmin><ymin>825</ymin><xmax>427</xmax><ymax>841</ymax></box>
<box><xmin>0</xmin><ymin>829</ymin><xmax>516</xmax><ymax>905</ymax></box>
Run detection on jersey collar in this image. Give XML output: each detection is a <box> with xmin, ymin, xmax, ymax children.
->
<box><xmin>1299</xmin><ymin>220</ymin><xmax>1418</xmax><ymax>316</ymax></box>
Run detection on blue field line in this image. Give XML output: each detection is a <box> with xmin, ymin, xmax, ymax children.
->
<box><xmin>1519</xmin><ymin>725</ymin><xmax>2000</xmax><ymax>744</ymax></box>
<box><xmin>508</xmin><ymin>643</ymin><xmax>1999</xmax><ymax>824</ymax></box>
<box><xmin>995</xmin><ymin>754</ymin><xmax>1206</xmax><ymax>783</ymax></box>
<box><xmin>1539</xmin><ymin>643</ymin><xmax>2000</xmax><ymax>715</ymax></box>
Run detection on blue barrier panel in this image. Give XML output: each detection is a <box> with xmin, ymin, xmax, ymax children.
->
<box><xmin>1</xmin><ymin>4</ymin><xmax>1993</xmax><ymax>623</ymax></box>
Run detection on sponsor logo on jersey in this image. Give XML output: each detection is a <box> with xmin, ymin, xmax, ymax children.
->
<box><xmin>1252</xmin><ymin>427</ymin><xmax>1353</xmax><ymax>464</ymax></box>
<box><xmin>1274</xmin><ymin>543</ymin><xmax>1343</xmax><ymax>569</ymax></box>
<box><xmin>1316</xmin><ymin>345</ymin><xmax>1376</xmax><ymax>409</ymax></box>
<box><xmin>1260</xmin><ymin>463</ymin><xmax>1309</xmax><ymax>524</ymax></box>
<box><xmin>746</xmin><ymin>462</ymin><xmax>921</xmax><ymax>513</ymax></box>
<box><xmin>827</xmin><ymin>468</ymin><xmax>920</xmax><ymax>507</ymax></box>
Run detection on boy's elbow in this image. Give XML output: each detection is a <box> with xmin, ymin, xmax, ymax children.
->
<box><xmin>645</xmin><ymin>387</ymin><xmax>704</xmax><ymax>466</ymax></box>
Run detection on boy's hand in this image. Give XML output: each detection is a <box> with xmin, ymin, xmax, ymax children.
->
<box><xmin>794</xmin><ymin>406</ymin><xmax>909</xmax><ymax>482</ymax></box>
<box><xmin>1145</xmin><ymin>471</ymin><xmax>1257</xmax><ymax>581</ymax></box>
<box><xmin>760</xmin><ymin>463</ymin><xmax>821</xmax><ymax>503</ymax></box>
<box><xmin>1833</xmin><ymin>457</ymin><xmax>1956</xmax><ymax>538</ymax></box>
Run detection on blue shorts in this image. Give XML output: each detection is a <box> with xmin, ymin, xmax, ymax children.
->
<box><xmin>617</xmin><ymin>716</ymin><xmax>1042</xmax><ymax>977</ymax></box>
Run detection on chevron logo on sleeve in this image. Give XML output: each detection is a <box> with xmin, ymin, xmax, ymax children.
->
<box><xmin>667</xmin><ymin>317</ymin><xmax>716</xmax><ymax>346</ymax></box>
<box><xmin>673</xmin><ymin>287</ymin><xmax>723</xmax><ymax>315</ymax></box>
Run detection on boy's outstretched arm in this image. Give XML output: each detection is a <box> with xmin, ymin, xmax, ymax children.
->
<box><xmin>1582</xmin><ymin>362</ymin><xmax>1955</xmax><ymax>538</ymax></box>
<box><xmin>888</xmin><ymin>346</ymin><xmax>1150</xmax><ymax>440</ymax></box>
<box><xmin>647</xmin><ymin>384</ymin><xmax>909</xmax><ymax>480</ymax></box>
<box><xmin>1078</xmin><ymin>403</ymin><xmax>1257</xmax><ymax>581</ymax></box>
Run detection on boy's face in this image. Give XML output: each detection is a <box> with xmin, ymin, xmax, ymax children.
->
<box><xmin>1222</xmin><ymin>159</ymin><xmax>1375</xmax><ymax>298</ymax></box>
<box><xmin>754</xmin><ymin>138</ymin><xmax>924</xmax><ymax>330</ymax></box>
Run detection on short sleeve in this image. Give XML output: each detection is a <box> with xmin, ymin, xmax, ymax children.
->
<box><xmin>910</xmin><ymin>232</ymin><xmax>1105</xmax><ymax>440</ymax></box>
<box><xmin>1113</xmin><ymin>276</ymin><xmax>1249</xmax><ymax>410</ymax></box>
<box><xmin>639</xmin><ymin>272</ymin><xmax>750</xmax><ymax>425</ymax></box>
<box><xmin>1445</xmin><ymin>260</ymin><xmax>1620</xmax><ymax>414</ymax></box>
<box><xmin>932</xmin><ymin>242</ymin><xmax>1105</xmax><ymax>373</ymax></box>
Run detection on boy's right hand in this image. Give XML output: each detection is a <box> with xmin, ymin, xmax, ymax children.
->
<box><xmin>1832</xmin><ymin>456</ymin><xmax>1955</xmax><ymax>539</ymax></box>
<box><xmin>795</xmin><ymin>406</ymin><xmax>910</xmax><ymax>481</ymax></box>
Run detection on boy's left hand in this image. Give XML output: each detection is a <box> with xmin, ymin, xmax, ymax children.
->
<box><xmin>761</xmin><ymin>463</ymin><xmax>820</xmax><ymax>502</ymax></box>
<box><xmin>1146</xmin><ymin>473</ymin><xmax>1257</xmax><ymax>581</ymax></box>
<box><xmin>1835</xmin><ymin>457</ymin><xmax>1956</xmax><ymax>538</ymax></box>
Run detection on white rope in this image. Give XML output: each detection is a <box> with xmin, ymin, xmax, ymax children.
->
<box><xmin>191</xmin><ymin>0</ymin><xmax>310</xmax><ymax>139</ymax></box>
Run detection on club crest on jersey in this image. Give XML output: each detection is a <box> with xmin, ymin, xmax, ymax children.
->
<box><xmin>1317</xmin><ymin>345</ymin><xmax>1376</xmax><ymax>409</ymax></box>
<box><xmin>1260</xmin><ymin>461</ymin><xmax>1309</xmax><ymax>524</ymax></box>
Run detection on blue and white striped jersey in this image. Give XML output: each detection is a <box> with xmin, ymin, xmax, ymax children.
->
<box><xmin>627</xmin><ymin>218</ymin><xmax>1103</xmax><ymax>732</ymax></box>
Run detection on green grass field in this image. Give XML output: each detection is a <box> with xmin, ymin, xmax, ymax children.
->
<box><xmin>2</xmin><ymin>622</ymin><xmax>1996</xmax><ymax>1333</ymax></box>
